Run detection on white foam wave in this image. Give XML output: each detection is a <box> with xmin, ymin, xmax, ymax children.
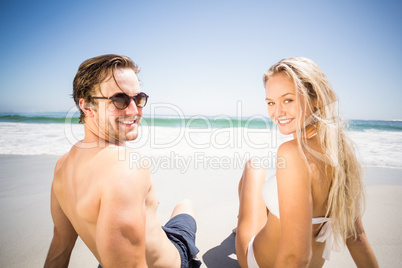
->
<box><xmin>0</xmin><ymin>122</ymin><xmax>401</xmax><ymax>168</ymax></box>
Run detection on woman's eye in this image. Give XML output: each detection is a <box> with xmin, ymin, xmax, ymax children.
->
<box><xmin>284</xmin><ymin>99</ymin><xmax>293</xmax><ymax>104</ymax></box>
<box><xmin>267</xmin><ymin>102</ymin><xmax>274</xmax><ymax>106</ymax></box>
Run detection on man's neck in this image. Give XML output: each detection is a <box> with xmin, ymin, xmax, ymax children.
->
<box><xmin>82</xmin><ymin>123</ymin><xmax>126</xmax><ymax>147</ymax></box>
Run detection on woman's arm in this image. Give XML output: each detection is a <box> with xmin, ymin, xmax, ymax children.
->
<box><xmin>346</xmin><ymin>217</ymin><xmax>379</xmax><ymax>268</ymax></box>
<box><xmin>274</xmin><ymin>141</ymin><xmax>313</xmax><ymax>267</ymax></box>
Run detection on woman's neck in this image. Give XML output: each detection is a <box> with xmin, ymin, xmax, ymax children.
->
<box><xmin>292</xmin><ymin>124</ymin><xmax>317</xmax><ymax>139</ymax></box>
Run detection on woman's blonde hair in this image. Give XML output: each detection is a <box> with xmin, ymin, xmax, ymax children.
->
<box><xmin>264</xmin><ymin>57</ymin><xmax>365</xmax><ymax>243</ymax></box>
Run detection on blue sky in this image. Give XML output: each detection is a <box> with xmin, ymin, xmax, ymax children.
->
<box><xmin>0</xmin><ymin>0</ymin><xmax>401</xmax><ymax>120</ymax></box>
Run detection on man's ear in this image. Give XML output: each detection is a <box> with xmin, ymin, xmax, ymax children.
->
<box><xmin>79</xmin><ymin>98</ymin><xmax>95</xmax><ymax>118</ymax></box>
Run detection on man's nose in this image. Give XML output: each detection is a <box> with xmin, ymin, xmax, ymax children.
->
<box><xmin>125</xmin><ymin>99</ymin><xmax>139</xmax><ymax>114</ymax></box>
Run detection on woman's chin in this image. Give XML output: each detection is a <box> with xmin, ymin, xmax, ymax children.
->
<box><xmin>277</xmin><ymin>127</ymin><xmax>294</xmax><ymax>136</ymax></box>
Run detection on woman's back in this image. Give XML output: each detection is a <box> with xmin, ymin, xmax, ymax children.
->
<box><xmin>255</xmin><ymin>138</ymin><xmax>334</xmax><ymax>267</ymax></box>
<box><xmin>235</xmin><ymin>56</ymin><xmax>378</xmax><ymax>268</ymax></box>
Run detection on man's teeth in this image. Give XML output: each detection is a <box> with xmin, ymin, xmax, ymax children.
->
<box><xmin>118</xmin><ymin>119</ymin><xmax>136</xmax><ymax>125</ymax></box>
<box><xmin>278</xmin><ymin>119</ymin><xmax>292</xmax><ymax>124</ymax></box>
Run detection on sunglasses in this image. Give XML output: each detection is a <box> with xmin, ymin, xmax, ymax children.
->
<box><xmin>92</xmin><ymin>92</ymin><xmax>149</xmax><ymax>110</ymax></box>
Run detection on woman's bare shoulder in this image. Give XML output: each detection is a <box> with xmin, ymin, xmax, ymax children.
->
<box><xmin>276</xmin><ymin>139</ymin><xmax>311</xmax><ymax>184</ymax></box>
<box><xmin>277</xmin><ymin>140</ymin><xmax>304</xmax><ymax>163</ymax></box>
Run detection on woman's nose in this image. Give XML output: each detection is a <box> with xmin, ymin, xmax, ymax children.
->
<box><xmin>274</xmin><ymin>103</ymin><xmax>285</xmax><ymax>118</ymax></box>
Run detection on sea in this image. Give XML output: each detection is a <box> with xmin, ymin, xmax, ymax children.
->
<box><xmin>1</xmin><ymin>112</ymin><xmax>402</xmax><ymax>171</ymax></box>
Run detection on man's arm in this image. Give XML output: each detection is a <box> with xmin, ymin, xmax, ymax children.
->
<box><xmin>44</xmin><ymin>184</ymin><xmax>78</xmax><ymax>268</ymax></box>
<box><xmin>95</xmin><ymin>157</ymin><xmax>150</xmax><ymax>268</ymax></box>
<box><xmin>346</xmin><ymin>217</ymin><xmax>379</xmax><ymax>268</ymax></box>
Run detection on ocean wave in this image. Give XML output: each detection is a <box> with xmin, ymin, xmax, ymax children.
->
<box><xmin>349</xmin><ymin>120</ymin><xmax>402</xmax><ymax>132</ymax></box>
<box><xmin>1</xmin><ymin>113</ymin><xmax>402</xmax><ymax>131</ymax></box>
<box><xmin>1</xmin><ymin>122</ymin><xmax>401</xmax><ymax>168</ymax></box>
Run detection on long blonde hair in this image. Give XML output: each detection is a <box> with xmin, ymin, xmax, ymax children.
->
<box><xmin>264</xmin><ymin>57</ymin><xmax>365</xmax><ymax>243</ymax></box>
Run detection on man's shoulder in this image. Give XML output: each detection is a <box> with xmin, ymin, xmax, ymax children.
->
<box><xmin>54</xmin><ymin>152</ymin><xmax>69</xmax><ymax>174</ymax></box>
<box><xmin>94</xmin><ymin>146</ymin><xmax>147</xmax><ymax>168</ymax></box>
<box><xmin>93</xmin><ymin>147</ymin><xmax>151</xmax><ymax>185</ymax></box>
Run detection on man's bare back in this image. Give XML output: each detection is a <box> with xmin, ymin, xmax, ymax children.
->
<box><xmin>51</xmin><ymin>145</ymin><xmax>180</xmax><ymax>267</ymax></box>
<box><xmin>44</xmin><ymin>55</ymin><xmax>200</xmax><ymax>268</ymax></box>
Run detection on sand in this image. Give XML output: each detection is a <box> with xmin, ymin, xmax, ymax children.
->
<box><xmin>0</xmin><ymin>154</ymin><xmax>401</xmax><ymax>267</ymax></box>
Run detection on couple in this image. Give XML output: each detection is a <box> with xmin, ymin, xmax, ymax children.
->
<box><xmin>44</xmin><ymin>54</ymin><xmax>378</xmax><ymax>268</ymax></box>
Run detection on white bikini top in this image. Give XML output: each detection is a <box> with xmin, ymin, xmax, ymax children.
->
<box><xmin>262</xmin><ymin>175</ymin><xmax>343</xmax><ymax>260</ymax></box>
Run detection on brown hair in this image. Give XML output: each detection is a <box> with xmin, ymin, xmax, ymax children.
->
<box><xmin>72</xmin><ymin>54</ymin><xmax>140</xmax><ymax>123</ymax></box>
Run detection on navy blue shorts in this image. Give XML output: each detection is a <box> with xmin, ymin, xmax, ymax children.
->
<box><xmin>162</xmin><ymin>213</ymin><xmax>201</xmax><ymax>268</ymax></box>
<box><xmin>98</xmin><ymin>213</ymin><xmax>200</xmax><ymax>268</ymax></box>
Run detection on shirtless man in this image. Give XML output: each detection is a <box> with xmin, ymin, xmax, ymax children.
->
<box><xmin>44</xmin><ymin>54</ymin><xmax>201</xmax><ymax>268</ymax></box>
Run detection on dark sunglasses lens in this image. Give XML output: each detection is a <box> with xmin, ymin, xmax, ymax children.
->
<box><xmin>112</xmin><ymin>94</ymin><xmax>130</xmax><ymax>109</ymax></box>
<box><xmin>135</xmin><ymin>93</ymin><xmax>148</xmax><ymax>108</ymax></box>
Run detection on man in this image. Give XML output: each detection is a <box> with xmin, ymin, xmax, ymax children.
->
<box><xmin>44</xmin><ymin>54</ymin><xmax>201</xmax><ymax>268</ymax></box>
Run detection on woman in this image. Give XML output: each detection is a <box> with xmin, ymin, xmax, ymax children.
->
<box><xmin>235</xmin><ymin>57</ymin><xmax>378</xmax><ymax>267</ymax></box>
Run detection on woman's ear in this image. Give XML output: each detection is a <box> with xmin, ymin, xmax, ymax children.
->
<box><xmin>79</xmin><ymin>98</ymin><xmax>95</xmax><ymax>119</ymax></box>
<box><xmin>312</xmin><ymin>97</ymin><xmax>319</xmax><ymax>112</ymax></box>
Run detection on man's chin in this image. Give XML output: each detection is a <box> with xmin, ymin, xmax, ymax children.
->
<box><xmin>124</xmin><ymin>132</ymin><xmax>139</xmax><ymax>141</ymax></box>
<box><xmin>117</xmin><ymin>124</ymin><xmax>139</xmax><ymax>142</ymax></box>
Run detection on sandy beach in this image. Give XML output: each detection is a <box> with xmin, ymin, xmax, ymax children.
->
<box><xmin>0</xmin><ymin>154</ymin><xmax>401</xmax><ymax>267</ymax></box>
